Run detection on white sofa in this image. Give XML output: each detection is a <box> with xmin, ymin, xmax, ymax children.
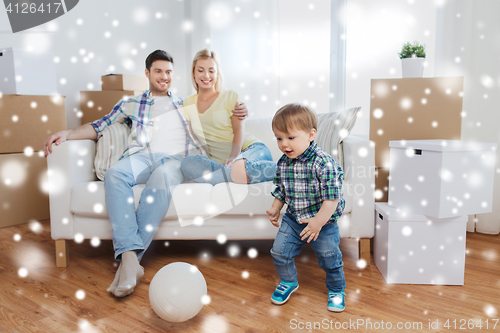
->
<box><xmin>47</xmin><ymin>117</ymin><xmax>375</xmax><ymax>267</ymax></box>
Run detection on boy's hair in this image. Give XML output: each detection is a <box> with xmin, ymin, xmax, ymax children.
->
<box><xmin>272</xmin><ymin>103</ymin><xmax>318</xmax><ymax>133</ymax></box>
<box><xmin>145</xmin><ymin>50</ymin><xmax>174</xmax><ymax>71</ymax></box>
<box><xmin>191</xmin><ymin>48</ymin><xmax>224</xmax><ymax>93</ymax></box>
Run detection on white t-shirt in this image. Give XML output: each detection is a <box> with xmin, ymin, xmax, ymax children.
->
<box><xmin>148</xmin><ymin>96</ymin><xmax>187</xmax><ymax>155</ymax></box>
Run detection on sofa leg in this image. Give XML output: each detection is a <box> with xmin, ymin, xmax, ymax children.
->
<box><xmin>55</xmin><ymin>239</ymin><xmax>69</xmax><ymax>267</ymax></box>
<box><xmin>358</xmin><ymin>238</ymin><xmax>371</xmax><ymax>265</ymax></box>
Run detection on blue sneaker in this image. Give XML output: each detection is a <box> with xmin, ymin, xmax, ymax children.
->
<box><xmin>271</xmin><ymin>280</ymin><xmax>299</xmax><ymax>305</ymax></box>
<box><xmin>327</xmin><ymin>290</ymin><xmax>346</xmax><ymax>312</ymax></box>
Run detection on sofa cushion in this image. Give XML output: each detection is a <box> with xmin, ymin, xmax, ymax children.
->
<box><xmin>70</xmin><ymin>180</ymin><xmax>352</xmax><ymax>221</ymax></box>
<box><xmin>94</xmin><ymin>122</ymin><xmax>130</xmax><ymax>181</ymax></box>
<box><xmin>70</xmin><ymin>182</ymin><xmax>213</xmax><ymax>220</ymax></box>
<box><xmin>316</xmin><ymin>106</ymin><xmax>361</xmax><ymax>168</ymax></box>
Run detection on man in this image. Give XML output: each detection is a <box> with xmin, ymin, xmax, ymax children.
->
<box><xmin>43</xmin><ymin>50</ymin><xmax>248</xmax><ymax>297</ymax></box>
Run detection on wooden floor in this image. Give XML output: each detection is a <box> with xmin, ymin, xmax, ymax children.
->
<box><xmin>1</xmin><ymin>220</ymin><xmax>499</xmax><ymax>333</ymax></box>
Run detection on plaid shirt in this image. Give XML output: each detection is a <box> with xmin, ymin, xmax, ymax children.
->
<box><xmin>271</xmin><ymin>141</ymin><xmax>345</xmax><ymax>224</ymax></box>
<box><xmin>90</xmin><ymin>90</ymin><xmax>206</xmax><ymax>160</ymax></box>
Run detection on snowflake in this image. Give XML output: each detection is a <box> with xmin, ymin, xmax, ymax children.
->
<box><xmin>75</xmin><ymin>289</ymin><xmax>86</xmax><ymax>300</ymax></box>
<box><xmin>247</xmin><ymin>248</ymin><xmax>258</xmax><ymax>259</ymax></box>
<box><xmin>216</xmin><ymin>234</ymin><xmax>227</xmax><ymax>244</ymax></box>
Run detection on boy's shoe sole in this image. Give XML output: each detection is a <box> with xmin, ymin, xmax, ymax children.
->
<box><xmin>327</xmin><ymin>305</ymin><xmax>345</xmax><ymax>312</ymax></box>
<box><xmin>327</xmin><ymin>290</ymin><xmax>346</xmax><ymax>312</ymax></box>
<box><xmin>271</xmin><ymin>284</ymin><xmax>299</xmax><ymax>305</ymax></box>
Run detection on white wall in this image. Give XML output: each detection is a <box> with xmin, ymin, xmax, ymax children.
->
<box><xmin>1</xmin><ymin>0</ymin><xmax>189</xmax><ymax>129</ymax></box>
<box><xmin>435</xmin><ymin>0</ymin><xmax>500</xmax><ymax>234</ymax></box>
<box><xmin>198</xmin><ymin>0</ymin><xmax>333</xmax><ymax>118</ymax></box>
<box><xmin>345</xmin><ymin>0</ymin><xmax>436</xmax><ymax>136</ymax></box>
<box><xmin>1</xmin><ymin>0</ymin><xmax>336</xmax><ymax>128</ymax></box>
<box><xmin>276</xmin><ymin>0</ymin><xmax>332</xmax><ymax>115</ymax></box>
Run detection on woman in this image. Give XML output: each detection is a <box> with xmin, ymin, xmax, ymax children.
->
<box><xmin>181</xmin><ymin>49</ymin><xmax>275</xmax><ymax>185</ymax></box>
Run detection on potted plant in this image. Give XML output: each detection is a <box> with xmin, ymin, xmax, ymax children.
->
<box><xmin>398</xmin><ymin>41</ymin><xmax>426</xmax><ymax>78</ymax></box>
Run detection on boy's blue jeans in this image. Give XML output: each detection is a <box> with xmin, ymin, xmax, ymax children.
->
<box><xmin>270</xmin><ymin>213</ymin><xmax>346</xmax><ymax>292</ymax></box>
<box><xmin>104</xmin><ymin>152</ymin><xmax>185</xmax><ymax>261</ymax></box>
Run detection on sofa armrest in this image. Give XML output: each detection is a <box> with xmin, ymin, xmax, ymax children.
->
<box><xmin>47</xmin><ymin>140</ymin><xmax>97</xmax><ymax>239</ymax></box>
<box><xmin>341</xmin><ymin>135</ymin><xmax>375</xmax><ymax>238</ymax></box>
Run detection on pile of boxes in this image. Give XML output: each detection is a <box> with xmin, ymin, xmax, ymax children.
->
<box><xmin>80</xmin><ymin>74</ymin><xmax>147</xmax><ymax>124</ymax></box>
<box><xmin>373</xmin><ymin>139</ymin><xmax>497</xmax><ymax>285</ymax></box>
<box><xmin>369</xmin><ymin>76</ymin><xmax>496</xmax><ymax>285</ymax></box>
<box><xmin>369</xmin><ymin>77</ymin><xmax>464</xmax><ymax>202</ymax></box>
<box><xmin>0</xmin><ymin>47</ymin><xmax>66</xmax><ymax>228</ymax></box>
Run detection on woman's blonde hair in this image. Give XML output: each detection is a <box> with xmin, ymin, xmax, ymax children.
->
<box><xmin>272</xmin><ymin>103</ymin><xmax>318</xmax><ymax>133</ymax></box>
<box><xmin>191</xmin><ymin>49</ymin><xmax>224</xmax><ymax>93</ymax></box>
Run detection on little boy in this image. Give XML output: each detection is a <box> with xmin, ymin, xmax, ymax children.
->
<box><xmin>266</xmin><ymin>103</ymin><xmax>347</xmax><ymax>312</ymax></box>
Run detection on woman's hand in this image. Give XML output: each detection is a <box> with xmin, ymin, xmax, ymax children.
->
<box><xmin>224</xmin><ymin>156</ymin><xmax>236</xmax><ymax>167</ymax></box>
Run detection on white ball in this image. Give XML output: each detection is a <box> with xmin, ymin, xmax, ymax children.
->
<box><xmin>149</xmin><ymin>262</ymin><xmax>207</xmax><ymax>322</ymax></box>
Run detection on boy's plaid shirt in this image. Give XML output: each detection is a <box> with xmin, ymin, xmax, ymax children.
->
<box><xmin>90</xmin><ymin>90</ymin><xmax>206</xmax><ymax>160</ymax></box>
<box><xmin>271</xmin><ymin>141</ymin><xmax>345</xmax><ymax>224</ymax></box>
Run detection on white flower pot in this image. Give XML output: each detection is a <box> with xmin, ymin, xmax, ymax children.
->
<box><xmin>401</xmin><ymin>57</ymin><xmax>425</xmax><ymax>78</ymax></box>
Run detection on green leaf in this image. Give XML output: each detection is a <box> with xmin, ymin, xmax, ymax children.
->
<box><xmin>399</xmin><ymin>41</ymin><xmax>426</xmax><ymax>59</ymax></box>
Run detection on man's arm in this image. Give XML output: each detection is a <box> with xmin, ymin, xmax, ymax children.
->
<box><xmin>43</xmin><ymin>123</ymin><xmax>97</xmax><ymax>157</ymax></box>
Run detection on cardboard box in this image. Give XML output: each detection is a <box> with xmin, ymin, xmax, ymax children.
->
<box><xmin>80</xmin><ymin>90</ymin><xmax>141</xmax><ymax>124</ymax></box>
<box><xmin>101</xmin><ymin>74</ymin><xmax>148</xmax><ymax>92</ymax></box>
<box><xmin>0</xmin><ymin>94</ymin><xmax>66</xmax><ymax>154</ymax></box>
<box><xmin>369</xmin><ymin>77</ymin><xmax>463</xmax><ymax>169</ymax></box>
<box><xmin>388</xmin><ymin>140</ymin><xmax>497</xmax><ymax>218</ymax></box>
<box><xmin>0</xmin><ymin>47</ymin><xmax>58</xmax><ymax>95</ymax></box>
<box><xmin>0</xmin><ymin>152</ymin><xmax>50</xmax><ymax>228</ymax></box>
<box><xmin>375</xmin><ymin>167</ymin><xmax>390</xmax><ymax>203</ymax></box>
<box><xmin>374</xmin><ymin>203</ymin><xmax>467</xmax><ymax>285</ymax></box>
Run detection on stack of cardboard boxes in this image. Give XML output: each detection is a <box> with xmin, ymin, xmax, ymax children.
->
<box><xmin>0</xmin><ymin>47</ymin><xmax>66</xmax><ymax>228</ymax></box>
<box><xmin>79</xmin><ymin>74</ymin><xmax>147</xmax><ymax>124</ymax></box>
<box><xmin>373</xmin><ymin>139</ymin><xmax>496</xmax><ymax>285</ymax></box>
<box><xmin>369</xmin><ymin>77</ymin><xmax>497</xmax><ymax>285</ymax></box>
<box><xmin>369</xmin><ymin>77</ymin><xmax>464</xmax><ymax>202</ymax></box>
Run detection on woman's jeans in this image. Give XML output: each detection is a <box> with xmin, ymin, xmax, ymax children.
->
<box><xmin>181</xmin><ymin>142</ymin><xmax>276</xmax><ymax>185</ymax></box>
<box><xmin>270</xmin><ymin>213</ymin><xmax>346</xmax><ymax>292</ymax></box>
<box><xmin>104</xmin><ymin>152</ymin><xmax>185</xmax><ymax>261</ymax></box>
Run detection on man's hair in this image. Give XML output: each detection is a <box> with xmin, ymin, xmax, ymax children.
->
<box><xmin>191</xmin><ymin>48</ymin><xmax>224</xmax><ymax>93</ymax></box>
<box><xmin>145</xmin><ymin>50</ymin><xmax>174</xmax><ymax>71</ymax></box>
<box><xmin>272</xmin><ymin>103</ymin><xmax>318</xmax><ymax>133</ymax></box>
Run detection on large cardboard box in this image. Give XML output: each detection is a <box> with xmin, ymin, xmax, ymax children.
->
<box><xmin>0</xmin><ymin>152</ymin><xmax>49</xmax><ymax>228</ymax></box>
<box><xmin>370</xmin><ymin>77</ymin><xmax>463</xmax><ymax>169</ymax></box>
<box><xmin>80</xmin><ymin>90</ymin><xmax>141</xmax><ymax>124</ymax></box>
<box><xmin>0</xmin><ymin>94</ymin><xmax>66</xmax><ymax>154</ymax></box>
<box><xmin>375</xmin><ymin>167</ymin><xmax>390</xmax><ymax>203</ymax></box>
<box><xmin>0</xmin><ymin>47</ymin><xmax>58</xmax><ymax>95</ymax></box>
<box><xmin>388</xmin><ymin>140</ymin><xmax>497</xmax><ymax>218</ymax></box>
<box><xmin>101</xmin><ymin>74</ymin><xmax>148</xmax><ymax>92</ymax></box>
<box><xmin>374</xmin><ymin>203</ymin><xmax>467</xmax><ymax>285</ymax></box>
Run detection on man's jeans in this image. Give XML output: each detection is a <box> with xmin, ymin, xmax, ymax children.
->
<box><xmin>270</xmin><ymin>213</ymin><xmax>346</xmax><ymax>292</ymax></box>
<box><xmin>104</xmin><ymin>152</ymin><xmax>185</xmax><ymax>261</ymax></box>
<box><xmin>180</xmin><ymin>142</ymin><xmax>276</xmax><ymax>185</ymax></box>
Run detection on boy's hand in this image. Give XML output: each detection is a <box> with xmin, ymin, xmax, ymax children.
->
<box><xmin>299</xmin><ymin>217</ymin><xmax>324</xmax><ymax>243</ymax></box>
<box><xmin>266</xmin><ymin>208</ymin><xmax>280</xmax><ymax>227</ymax></box>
